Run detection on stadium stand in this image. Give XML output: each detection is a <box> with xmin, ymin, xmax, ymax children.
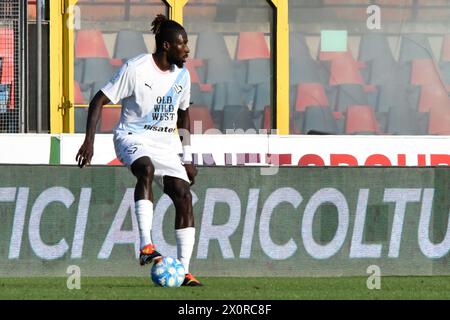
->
<box><xmin>302</xmin><ymin>106</ymin><xmax>339</xmax><ymax>135</ymax></box>
<box><xmin>67</xmin><ymin>0</ymin><xmax>449</xmax><ymax>136</ymax></box>
<box><xmin>113</xmin><ymin>30</ymin><xmax>148</xmax><ymax>61</ymax></box>
<box><xmin>428</xmin><ymin>106</ymin><xmax>450</xmax><ymax>135</ymax></box>
<box><xmin>345</xmin><ymin>105</ymin><xmax>379</xmax><ymax>135</ymax></box>
<box><xmin>0</xmin><ymin>28</ymin><xmax>14</xmax><ymax>111</ymax></box>
<box><xmin>189</xmin><ymin>104</ymin><xmax>216</xmax><ymax>133</ymax></box>
<box><xmin>295</xmin><ymin>83</ymin><xmax>329</xmax><ymax>113</ymax></box>
<box><xmin>100</xmin><ymin>107</ymin><xmax>121</xmax><ymax>133</ymax></box>
<box><xmin>75</xmin><ymin>29</ymin><xmax>110</xmax><ymax>59</ymax></box>
<box><xmin>399</xmin><ymin>33</ymin><xmax>435</xmax><ymax>62</ymax></box>
<box><xmin>222</xmin><ymin>104</ymin><xmax>255</xmax><ymax>132</ymax></box>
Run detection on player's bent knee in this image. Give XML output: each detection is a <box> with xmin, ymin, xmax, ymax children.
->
<box><xmin>171</xmin><ymin>185</ymin><xmax>192</xmax><ymax>206</ymax></box>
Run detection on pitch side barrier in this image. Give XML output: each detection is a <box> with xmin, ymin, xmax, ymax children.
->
<box><xmin>0</xmin><ymin>165</ymin><xmax>448</xmax><ymax>277</ymax></box>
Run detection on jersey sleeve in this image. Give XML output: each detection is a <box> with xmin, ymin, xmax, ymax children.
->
<box><xmin>101</xmin><ymin>62</ymin><xmax>136</xmax><ymax>104</ymax></box>
<box><xmin>178</xmin><ymin>70</ymin><xmax>191</xmax><ymax>111</ymax></box>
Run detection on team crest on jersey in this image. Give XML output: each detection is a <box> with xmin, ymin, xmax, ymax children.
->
<box><xmin>173</xmin><ymin>84</ymin><xmax>183</xmax><ymax>94</ymax></box>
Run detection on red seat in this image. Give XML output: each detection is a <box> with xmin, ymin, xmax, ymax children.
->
<box><xmin>319</xmin><ymin>49</ymin><xmax>353</xmax><ymax>62</ymax></box>
<box><xmin>428</xmin><ymin>107</ymin><xmax>450</xmax><ymax>135</ymax></box>
<box><xmin>28</xmin><ymin>1</ymin><xmax>36</xmax><ymax>19</ymax></box>
<box><xmin>419</xmin><ymin>84</ymin><xmax>450</xmax><ymax>112</ymax></box>
<box><xmin>0</xmin><ymin>28</ymin><xmax>14</xmax><ymax>110</ymax></box>
<box><xmin>261</xmin><ymin>105</ymin><xmax>271</xmax><ymax>130</ymax></box>
<box><xmin>75</xmin><ymin>30</ymin><xmax>109</xmax><ymax>59</ymax></box>
<box><xmin>100</xmin><ymin>107</ymin><xmax>121</xmax><ymax>133</ymax></box>
<box><xmin>185</xmin><ymin>58</ymin><xmax>204</xmax><ymax>84</ymax></box>
<box><xmin>295</xmin><ymin>83</ymin><xmax>329</xmax><ymax>112</ymax></box>
<box><xmin>329</xmin><ymin>55</ymin><xmax>365</xmax><ymax>85</ymax></box>
<box><xmin>236</xmin><ymin>32</ymin><xmax>270</xmax><ymax>60</ymax></box>
<box><xmin>74</xmin><ymin>81</ymin><xmax>85</xmax><ymax>104</ymax></box>
<box><xmin>189</xmin><ymin>105</ymin><xmax>215</xmax><ymax>133</ymax></box>
<box><xmin>411</xmin><ymin>59</ymin><xmax>444</xmax><ymax>86</ymax></box>
<box><xmin>345</xmin><ymin>105</ymin><xmax>379</xmax><ymax>134</ymax></box>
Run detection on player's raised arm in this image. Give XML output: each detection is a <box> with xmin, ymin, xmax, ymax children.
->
<box><xmin>75</xmin><ymin>91</ymin><xmax>111</xmax><ymax>168</ymax></box>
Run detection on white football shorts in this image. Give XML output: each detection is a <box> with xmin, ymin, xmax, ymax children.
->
<box><xmin>113</xmin><ymin>131</ymin><xmax>190</xmax><ymax>184</ymax></box>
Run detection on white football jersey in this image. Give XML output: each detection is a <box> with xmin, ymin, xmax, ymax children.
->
<box><xmin>101</xmin><ymin>54</ymin><xmax>191</xmax><ymax>136</ymax></box>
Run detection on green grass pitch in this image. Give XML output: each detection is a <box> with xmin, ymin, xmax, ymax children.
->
<box><xmin>0</xmin><ymin>276</ymin><xmax>449</xmax><ymax>300</ymax></box>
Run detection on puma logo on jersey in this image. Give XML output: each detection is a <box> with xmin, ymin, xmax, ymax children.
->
<box><xmin>173</xmin><ymin>84</ymin><xmax>183</xmax><ymax>94</ymax></box>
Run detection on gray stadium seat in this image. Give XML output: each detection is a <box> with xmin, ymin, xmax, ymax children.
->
<box><xmin>359</xmin><ymin>33</ymin><xmax>395</xmax><ymax>63</ymax></box>
<box><xmin>335</xmin><ymin>84</ymin><xmax>369</xmax><ymax>112</ymax></box>
<box><xmin>399</xmin><ymin>34</ymin><xmax>435</xmax><ymax>63</ymax></box>
<box><xmin>113</xmin><ymin>30</ymin><xmax>148</xmax><ymax>60</ymax></box>
<box><xmin>195</xmin><ymin>31</ymin><xmax>230</xmax><ymax>60</ymax></box>
<box><xmin>82</xmin><ymin>58</ymin><xmax>118</xmax><ymax>86</ymax></box>
<box><xmin>222</xmin><ymin>105</ymin><xmax>256</xmax><ymax>132</ymax></box>
<box><xmin>302</xmin><ymin>106</ymin><xmax>339</xmax><ymax>135</ymax></box>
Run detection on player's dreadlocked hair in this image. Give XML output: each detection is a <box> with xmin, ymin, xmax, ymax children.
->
<box><xmin>151</xmin><ymin>14</ymin><xmax>185</xmax><ymax>51</ymax></box>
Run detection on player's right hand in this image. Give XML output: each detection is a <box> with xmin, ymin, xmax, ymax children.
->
<box><xmin>76</xmin><ymin>139</ymin><xmax>94</xmax><ymax>168</ymax></box>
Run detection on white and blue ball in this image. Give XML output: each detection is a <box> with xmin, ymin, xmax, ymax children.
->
<box><xmin>151</xmin><ymin>256</ymin><xmax>185</xmax><ymax>288</ymax></box>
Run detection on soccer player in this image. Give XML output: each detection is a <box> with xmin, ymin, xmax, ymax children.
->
<box><xmin>75</xmin><ymin>14</ymin><xmax>202</xmax><ymax>286</ymax></box>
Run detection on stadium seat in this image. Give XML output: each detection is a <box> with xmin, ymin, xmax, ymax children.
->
<box><xmin>368</xmin><ymin>59</ymin><xmax>411</xmax><ymax>86</ymax></box>
<box><xmin>302</xmin><ymin>106</ymin><xmax>339</xmax><ymax>135</ymax></box>
<box><xmin>290</xmin><ymin>33</ymin><xmax>324</xmax><ymax>85</ymax></box>
<box><xmin>345</xmin><ymin>105</ymin><xmax>379</xmax><ymax>134</ymax></box>
<box><xmin>190</xmin><ymin>83</ymin><xmax>206</xmax><ymax>105</ymax></box>
<box><xmin>254</xmin><ymin>82</ymin><xmax>270</xmax><ymax>113</ymax></box>
<box><xmin>82</xmin><ymin>58</ymin><xmax>118</xmax><ymax>86</ymax></box>
<box><xmin>0</xmin><ymin>28</ymin><xmax>14</xmax><ymax>110</ymax></box>
<box><xmin>222</xmin><ymin>105</ymin><xmax>256</xmax><ymax>132</ymax></box>
<box><xmin>318</xmin><ymin>47</ymin><xmax>355</xmax><ymax>63</ymax></box>
<box><xmin>28</xmin><ymin>1</ymin><xmax>36</xmax><ymax>19</ymax></box>
<box><xmin>75</xmin><ymin>29</ymin><xmax>110</xmax><ymax>59</ymax></box>
<box><xmin>335</xmin><ymin>84</ymin><xmax>370</xmax><ymax>112</ymax></box>
<box><xmin>441</xmin><ymin>34</ymin><xmax>450</xmax><ymax>62</ymax></box>
<box><xmin>74</xmin><ymin>59</ymin><xmax>84</xmax><ymax>83</ymax></box>
<box><xmin>205</xmin><ymin>56</ymin><xmax>235</xmax><ymax>84</ymax></box>
<box><xmin>74</xmin><ymin>81</ymin><xmax>86</xmax><ymax>104</ymax></box>
<box><xmin>195</xmin><ymin>31</ymin><xmax>230</xmax><ymax>60</ymax></box>
<box><xmin>100</xmin><ymin>107</ymin><xmax>121</xmax><ymax>133</ymax></box>
<box><xmin>428</xmin><ymin>107</ymin><xmax>450</xmax><ymax>135</ymax></box>
<box><xmin>399</xmin><ymin>34</ymin><xmax>435</xmax><ymax>63</ymax></box>
<box><xmin>359</xmin><ymin>33</ymin><xmax>395</xmax><ymax>63</ymax></box>
<box><xmin>185</xmin><ymin>59</ymin><xmax>205</xmax><ymax>85</ymax></box>
<box><xmin>247</xmin><ymin>58</ymin><xmax>270</xmax><ymax>85</ymax></box>
<box><xmin>439</xmin><ymin>62</ymin><xmax>450</xmax><ymax>86</ymax></box>
<box><xmin>0</xmin><ymin>84</ymin><xmax>10</xmax><ymax>113</ymax></box>
<box><xmin>377</xmin><ymin>83</ymin><xmax>420</xmax><ymax>113</ymax></box>
<box><xmin>328</xmin><ymin>55</ymin><xmax>365</xmax><ymax>85</ymax></box>
<box><xmin>295</xmin><ymin>83</ymin><xmax>329</xmax><ymax>112</ymax></box>
<box><xmin>113</xmin><ymin>30</ymin><xmax>148</xmax><ymax>60</ymax></box>
<box><xmin>386</xmin><ymin>107</ymin><xmax>422</xmax><ymax>135</ymax></box>
<box><xmin>410</xmin><ymin>59</ymin><xmax>445</xmax><ymax>87</ymax></box>
<box><xmin>418</xmin><ymin>84</ymin><xmax>450</xmax><ymax>112</ymax></box>
<box><xmin>261</xmin><ymin>105</ymin><xmax>271</xmax><ymax>130</ymax></box>
<box><xmin>189</xmin><ymin>104</ymin><xmax>216</xmax><ymax>133</ymax></box>
<box><xmin>236</xmin><ymin>32</ymin><xmax>270</xmax><ymax>60</ymax></box>
<box><xmin>75</xmin><ymin>107</ymin><xmax>88</xmax><ymax>133</ymax></box>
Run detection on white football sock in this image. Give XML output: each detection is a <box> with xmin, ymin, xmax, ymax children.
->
<box><xmin>175</xmin><ymin>227</ymin><xmax>195</xmax><ymax>274</ymax></box>
<box><xmin>135</xmin><ymin>200</ymin><xmax>153</xmax><ymax>250</ymax></box>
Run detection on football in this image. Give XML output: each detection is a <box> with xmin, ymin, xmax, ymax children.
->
<box><xmin>151</xmin><ymin>256</ymin><xmax>185</xmax><ymax>288</ymax></box>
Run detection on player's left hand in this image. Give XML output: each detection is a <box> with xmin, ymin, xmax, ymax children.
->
<box><xmin>183</xmin><ymin>163</ymin><xmax>197</xmax><ymax>186</ymax></box>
